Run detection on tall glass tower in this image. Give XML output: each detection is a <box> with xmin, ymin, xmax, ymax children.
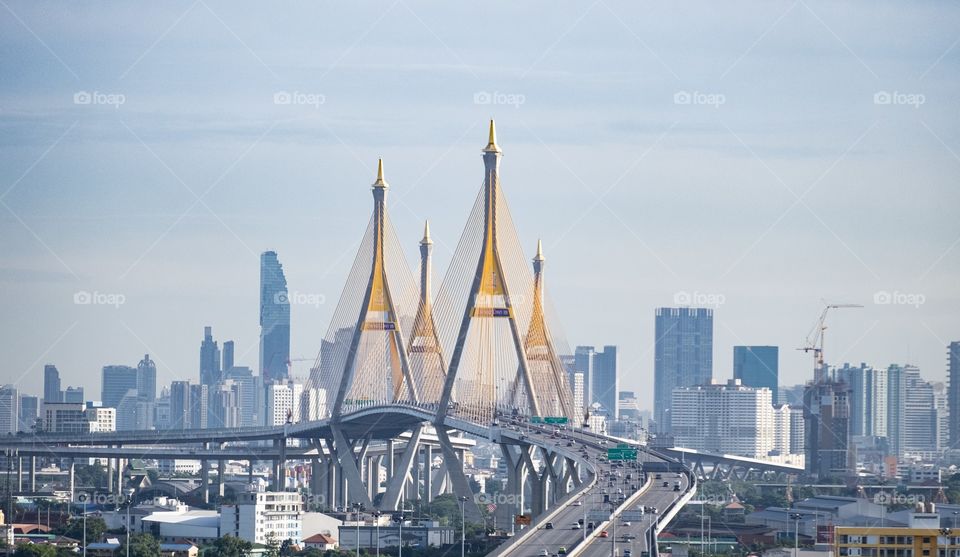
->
<box><xmin>260</xmin><ymin>251</ymin><xmax>291</xmax><ymax>384</ymax></box>
<box><xmin>653</xmin><ymin>307</ymin><xmax>713</xmax><ymax>433</ymax></box>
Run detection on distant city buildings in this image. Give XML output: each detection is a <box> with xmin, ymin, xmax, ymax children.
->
<box><xmin>733</xmin><ymin>346</ymin><xmax>778</xmax><ymax>400</ymax></box>
<box><xmin>803</xmin><ymin>379</ymin><xmax>852</xmax><ymax>478</ymax></box>
<box><xmin>18</xmin><ymin>394</ymin><xmax>38</xmax><ymax>433</ymax></box>
<box><xmin>0</xmin><ymin>385</ymin><xmax>18</xmax><ymax>435</ymax></box>
<box><xmin>43</xmin><ymin>364</ymin><xmax>61</xmax><ymax>403</ymax></box>
<box><xmin>199</xmin><ymin>326</ymin><xmax>222</xmax><ymax>388</ymax></box>
<box><xmin>654</xmin><ymin>307</ymin><xmax>713</xmax><ymax>433</ymax></box>
<box><xmin>260</xmin><ymin>251</ymin><xmax>291</xmax><ymax>385</ymax></box>
<box><xmin>101</xmin><ymin>365</ymin><xmax>138</xmax><ymax>409</ymax></box>
<box><xmin>949</xmin><ymin>341</ymin><xmax>960</xmax><ymax>448</ymax></box>
<box><xmin>671</xmin><ymin>379</ymin><xmax>801</xmax><ymax>463</ymax></box>
<box><xmin>571</xmin><ymin>345</ymin><xmax>619</xmax><ymax>418</ymax></box>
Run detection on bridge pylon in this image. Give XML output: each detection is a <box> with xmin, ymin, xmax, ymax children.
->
<box><xmin>436</xmin><ymin>120</ymin><xmax>573</xmax><ymax>425</ymax></box>
<box><xmin>313</xmin><ymin>159</ymin><xmax>420</xmax><ymax>417</ymax></box>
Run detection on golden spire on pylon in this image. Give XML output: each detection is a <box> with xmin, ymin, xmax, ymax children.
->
<box><xmin>483</xmin><ymin>119</ymin><xmax>501</xmax><ymax>153</ymax></box>
<box><xmin>535</xmin><ymin>238</ymin><xmax>544</xmax><ymax>262</ymax></box>
<box><xmin>421</xmin><ymin>220</ymin><xmax>432</xmax><ymax>245</ymax></box>
<box><xmin>373</xmin><ymin>158</ymin><xmax>389</xmax><ymax>188</ymax></box>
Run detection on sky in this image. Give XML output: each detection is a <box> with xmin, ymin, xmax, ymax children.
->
<box><xmin>1</xmin><ymin>1</ymin><xmax>958</xmax><ymax>410</ymax></box>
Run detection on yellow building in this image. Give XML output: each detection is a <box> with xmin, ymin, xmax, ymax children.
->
<box><xmin>835</xmin><ymin>526</ymin><xmax>960</xmax><ymax>556</ymax></box>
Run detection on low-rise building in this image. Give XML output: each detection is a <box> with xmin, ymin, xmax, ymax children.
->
<box><xmin>220</xmin><ymin>490</ymin><xmax>302</xmax><ymax>545</ymax></box>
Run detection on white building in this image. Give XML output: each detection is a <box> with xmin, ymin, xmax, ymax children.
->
<box><xmin>301</xmin><ymin>387</ymin><xmax>328</xmax><ymax>421</ymax></box>
<box><xmin>0</xmin><ymin>386</ymin><xmax>18</xmax><ymax>435</ymax></box>
<box><xmin>220</xmin><ymin>490</ymin><xmax>303</xmax><ymax>545</ymax></box>
<box><xmin>671</xmin><ymin>379</ymin><xmax>783</xmax><ymax>459</ymax></box>
<box><xmin>86</xmin><ymin>405</ymin><xmax>117</xmax><ymax>432</ymax></box>
<box><xmin>266</xmin><ymin>382</ymin><xmax>304</xmax><ymax>426</ymax></box>
<box><xmin>772</xmin><ymin>404</ymin><xmax>791</xmax><ymax>455</ymax></box>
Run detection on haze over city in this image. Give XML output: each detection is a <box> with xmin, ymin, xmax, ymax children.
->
<box><xmin>2</xmin><ymin>1</ymin><xmax>958</xmax><ymax>409</ymax></box>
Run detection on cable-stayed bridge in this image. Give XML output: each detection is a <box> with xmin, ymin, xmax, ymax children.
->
<box><xmin>1</xmin><ymin>122</ymin><xmax>695</xmax><ymax>557</ymax></box>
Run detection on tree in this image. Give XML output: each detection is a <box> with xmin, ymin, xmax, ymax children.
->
<box><xmin>128</xmin><ymin>533</ymin><xmax>160</xmax><ymax>557</ymax></box>
<box><xmin>59</xmin><ymin>517</ymin><xmax>107</xmax><ymax>543</ymax></box>
<box><xmin>264</xmin><ymin>532</ymin><xmax>280</xmax><ymax>557</ymax></box>
<box><xmin>13</xmin><ymin>544</ymin><xmax>58</xmax><ymax>557</ymax></box>
<box><xmin>207</xmin><ymin>535</ymin><xmax>253</xmax><ymax>557</ymax></box>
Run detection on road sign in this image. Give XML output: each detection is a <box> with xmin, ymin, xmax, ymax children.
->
<box><xmin>607</xmin><ymin>447</ymin><xmax>638</xmax><ymax>461</ymax></box>
<box><xmin>514</xmin><ymin>514</ymin><xmax>531</xmax><ymax>526</ymax></box>
<box><xmin>587</xmin><ymin>509</ymin><xmax>611</xmax><ymax>521</ymax></box>
<box><xmin>622</xmin><ymin>509</ymin><xmax>645</xmax><ymax>521</ymax></box>
<box><xmin>544</xmin><ymin>417</ymin><xmax>568</xmax><ymax>424</ymax></box>
<box><xmin>530</xmin><ymin>417</ymin><xmax>544</xmax><ymax>424</ymax></box>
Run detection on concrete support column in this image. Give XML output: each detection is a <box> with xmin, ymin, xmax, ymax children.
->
<box><xmin>116</xmin><ymin>457</ymin><xmax>124</xmax><ymax>492</ymax></box>
<box><xmin>217</xmin><ymin>459</ymin><xmax>225</xmax><ymax>498</ymax></box>
<box><xmin>107</xmin><ymin>455</ymin><xmax>114</xmax><ymax>493</ymax></box>
<box><xmin>310</xmin><ymin>458</ymin><xmax>325</xmax><ymax>508</ymax></box>
<box><xmin>200</xmin><ymin>460</ymin><xmax>210</xmax><ymax>504</ymax></box>
<box><xmin>373</xmin><ymin>455</ymin><xmax>384</xmax><ymax>500</ymax></box>
<box><xmin>248</xmin><ymin>460</ymin><xmax>255</xmax><ymax>485</ymax></box>
<box><xmin>28</xmin><ymin>456</ymin><xmax>36</xmax><ymax>493</ymax></box>
<box><xmin>326</xmin><ymin>459</ymin><xmax>337</xmax><ymax>510</ymax></box>
<box><xmin>385</xmin><ymin>439</ymin><xmax>395</xmax><ymax>480</ymax></box>
<box><xmin>17</xmin><ymin>456</ymin><xmax>23</xmax><ymax>492</ymax></box>
<box><xmin>68</xmin><ymin>459</ymin><xmax>75</xmax><ymax>504</ymax></box>
<box><xmin>366</xmin><ymin>456</ymin><xmax>377</xmax><ymax>501</ymax></box>
<box><xmin>423</xmin><ymin>445</ymin><xmax>432</xmax><ymax>503</ymax></box>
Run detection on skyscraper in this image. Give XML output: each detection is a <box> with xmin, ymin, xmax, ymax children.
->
<box><xmin>137</xmin><ymin>354</ymin><xmax>157</xmax><ymax>402</ymax></box>
<box><xmin>101</xmin><ymin>365</ymin><xmax>138</xmax><ymax>409</ymax></box>
<box><xmin>43</xmin><ymin>364</ymin><xmax>61</xmax><ymax>403</ymax></box>
<box><xmin>260</xmin><ymin>251</ymin><xmax>291</xmax><ymax>384</ymax></box>
<box><xmin>593</xmin><ymin>346</ymin><xmax>619</xmax><ymax>418</ymax></box>
<box><xmin>901</xmin><ymin>365</ymin><xmax>936</xmax><ymax>454</ymax></box>
<box><xmin>222</xmin><ymin>341</ymin><xmax>235</xmax><ymax>374</ymax></box>
<box><xmin>573</xmin><ymin>346</ymin><xmax>595</xmax><ymax>414</ymax></box>
<box><xmin>18</xmin><ymin>395</ymin><xmax>38</xmax><ymax>433</ymax></box>
<box><xmin>733</xmin><ymin>346</ymin><xmax>779</xmax><ymax>400</ymax></box>
<box><xmin>949</xmin><ymin>341</ymin><xmax>960</xmax><ymax>448</ymax></box>
<box><xmin>63</xmin><ymin>386</ymin><xmax>84</xmax><ymax>403</ymax></box>
<box><xmin>803</xmin><ymin>380</ymin><xmax>851</xmax><ymax>478</ymax></box>
<box><xmin>654</xmin><ymin>307</ymin><xmax>713</xmax><ymax>433</ymax></box>
<box><xmin>199</xmin><ymin>326</ymin><xmax>221</xmax><ymax>387</ymax></box>
<box><xmin>0</xmin><ymin>385</ymin><xmax>19</xmax><ymax>435</ymax></box>
<box><xmin>169</xmin><ymin>381</ymin><xmax>191</xmax><ymax>430</ymax></box>
<box><xmin>839</xmin><ymin>362</ymin><xmax>887</xmax><ymax>438</ymax></box>
<box><xmin>225</xmin><ymin>366</ymin><xmax>257</xmax><ymax>427</ymax></box>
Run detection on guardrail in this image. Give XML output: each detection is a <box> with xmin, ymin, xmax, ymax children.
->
<box><xmin>565</xmin><ymin>473</ymin><xmax>654</xmax><ymax>557</ymax></box>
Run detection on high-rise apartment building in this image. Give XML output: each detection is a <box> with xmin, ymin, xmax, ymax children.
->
<box><xmin>902</xmin><ymin>365</ymin><xmax>937</xmax><ymax>455</ymax></box>
<box><xmin>839</xmin><ymin>363</ymin><xmax>887</xmax><ymax>438</ymax></box>
<box><xmin>266</xmin><ymin>381</ymin><xmax>303</xmax><ymax>426</ymax></box>
<box><xmin>803</xmin><ymin>380</ymin><xmax>851</xmax><ymax>478</ymax></box>
<box><xmin>949</xmin><ymin>342</ymin><xmax>960</xmax><ymax>448</ymax></box>
<box><xmin>224</xmin><ymin>366</ymin><xmax>257</xmax><ymax>427</ymax></box>
<box><xmin>260</xmin><ymin>251</ymin><xmax>291</xmax><ymax>385</ymax></box>
<box><xmin>593</xmin><ymin>346</ymin><xmax>619</xmax><ymax>418</ymax></box>
<box><xmin>220</xmin><ymin>491</ymin><xmax>303</xmax><ymax>545</ymax></box>
<box><xmin>199</xmin><ymin>327</ymin><xmax>221</xmax><ymax>387</ymax></box>
<box><xmin>654</xmin><ymin>307</ymin><xmax>713</xmax><ymax>432</ymax></box>
<box><xmin>733</xmin><ymin>346</ymin><xmax>778</xmax><ymax>400</ymax></box>
<box><xmin>190</xmin><ymin>384</ymin><xmax>209</xmax><ymax>430</ymax></box>
<box><xmin>43</xmin><ymin>364</ymin><xmax>61</xmax><ymax>403</ymax></box>
<box><xmin>670</xmin><ymin>379</ymin><xmax>776</xmax><ymax>459</ymax></box>
<box><xmin>573</xmin><ymin>347</ymin><xmax>595</xmax><ymax>415</ymax></box>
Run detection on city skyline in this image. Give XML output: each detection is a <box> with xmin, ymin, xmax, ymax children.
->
<box><xmin>1</xmin><ymin>2</ymin><xmax>958</xmax><ymax>411</ymax></box>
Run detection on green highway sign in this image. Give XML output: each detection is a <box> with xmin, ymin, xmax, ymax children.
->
<box><xmin>544</xmin><ymin>417</ymin><xmax>568</xmax><ymax>424</ymax></box>
<box><xmin>530</xmin><ymin>417</ymin><xmax>544</xmax><ymax>424</ymax></box>
<box><xmin>607</xmin><ymin>447</ymin><xmax>638</xmax><ymax>461</ymax></box>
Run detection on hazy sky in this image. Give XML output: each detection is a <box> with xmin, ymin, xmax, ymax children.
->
<box><xmin>1</xmin><ymin>1</ymin><xmax>958</xmax><ymax>409</ymax></box>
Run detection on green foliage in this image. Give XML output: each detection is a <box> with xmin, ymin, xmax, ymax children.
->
<box><xmin>58</xmin><ymin>517</ymin><xmax>107</xmax><ymax>542</ymax></box>
<box><xmin>263</xmin><ymin>532</ymin><xmax>280</xmax><ymax>557</ymax></box>
<box><xmin>206</xmin><ymin>535</ymin><xmax>253</xmax><ymax>557</ymax></box>
<box><xmin>13</xmin><ymin>544</ymin><xmax>58</xmax><ymax>557</ymax></box>
<box><xmin>73</xmin><ymin>464</ymin><xmax>107</xmax><ymax>489</ymax></box>
<box><xmin>128</xmin><ymin>532</ymin><xmax>160</xmax><ymax>557</ymax></box>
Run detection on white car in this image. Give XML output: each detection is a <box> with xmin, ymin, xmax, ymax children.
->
<box><xmin>571</xmin><ymin>523</ymin><xmax>581</xmax><ymax>529</ymax></box>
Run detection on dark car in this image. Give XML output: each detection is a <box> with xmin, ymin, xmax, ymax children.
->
<box><xmin>545</xmin><ymin>522</ymin><xmax>554</xmax><ymax>530</ymax></box>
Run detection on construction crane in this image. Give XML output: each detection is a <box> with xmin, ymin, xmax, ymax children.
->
<box><xmin>797</xmin><ymin>302</ymin><xmax>863</xmax><ymax>384</ymax></box>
